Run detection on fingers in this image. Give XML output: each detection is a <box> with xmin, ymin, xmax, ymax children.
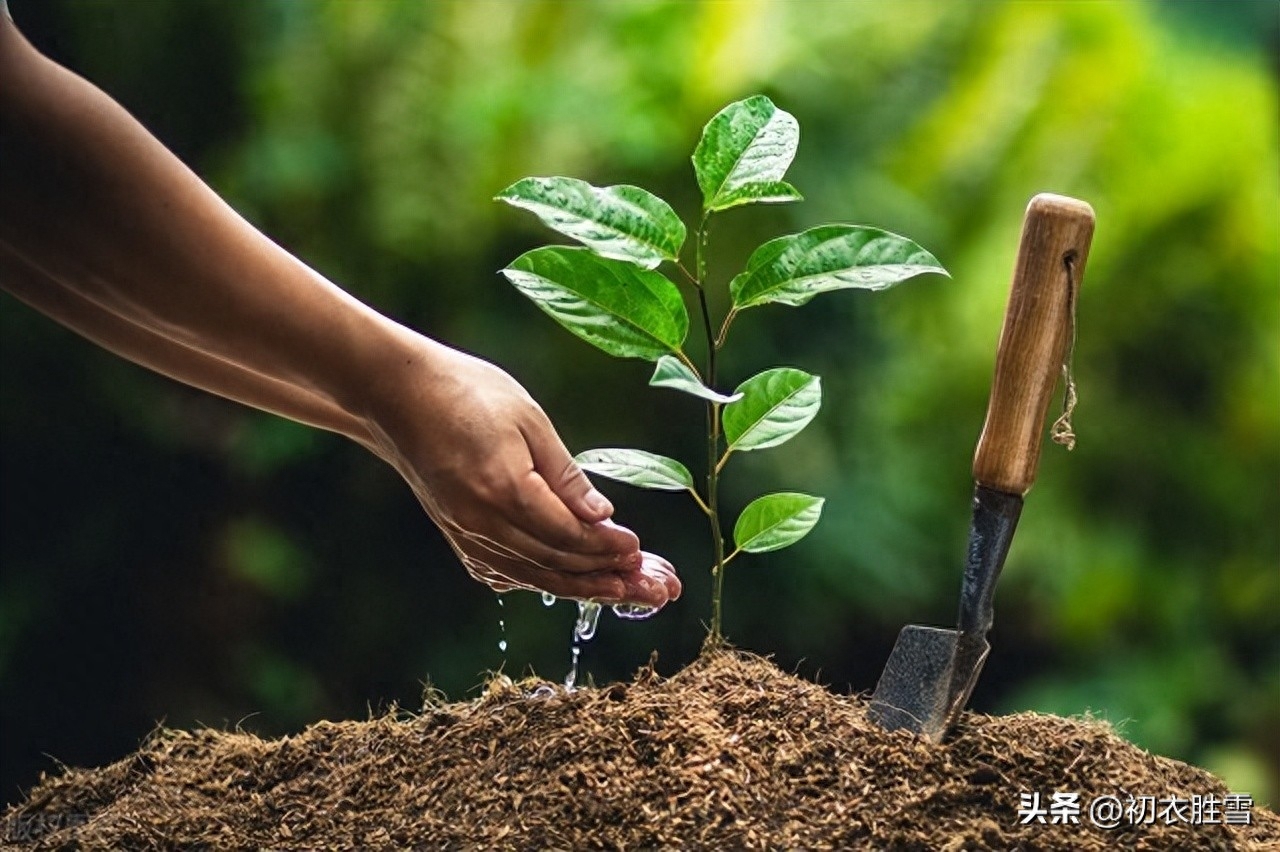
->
<box><xmin>520</xmin><ymin>411</ymin><xmax>613</xmax><ymax>524</ymax></box>
<box><xmin>502</xmin><ymin>469</ymin><xmax>640</xmax><ymax>563</ymax></box>
<box><xmin>640</xmin><ymin>552</ymin><xmax>682</xmax><ymax>601</ymax></box>
<box><xmin>444</xmin><ymin>511</ymin><xmax>640</xmax><ymax>576</ymax></box>
<box><xmin>449</xmin><ymin>528</ymin><xmax>679</xmax><ymax>608</ymax></box>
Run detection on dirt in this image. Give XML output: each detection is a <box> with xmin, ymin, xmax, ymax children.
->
<box><xmin>3</xmin><ymin>650</ymin><xmax>1276</xmax><ymax>851</ymax></box>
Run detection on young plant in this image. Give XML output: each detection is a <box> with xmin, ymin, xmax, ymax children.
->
<box><xmin>497</xmin><ymin>95</ymin><xmax>947</xmax><ymax>646</ymax></box>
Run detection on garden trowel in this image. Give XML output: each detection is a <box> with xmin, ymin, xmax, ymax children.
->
<box><xmin>868</xmin><ymin>193</ymin><xmax>1095</xmax><ymax>742</ymax></box>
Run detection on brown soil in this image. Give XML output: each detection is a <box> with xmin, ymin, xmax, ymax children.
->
<box><xmin>3</xmin><ymin>650</ymin><xmax>1276</xmax><ymax>851</ymax></box>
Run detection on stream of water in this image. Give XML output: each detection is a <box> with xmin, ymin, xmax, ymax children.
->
<box><xmin>499</xmin><ymin>591</ymin><xmax>661</xmax><ymax>691</ymax></box>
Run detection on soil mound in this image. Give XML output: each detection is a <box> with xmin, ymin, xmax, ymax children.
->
<box><xmin>3</xmin><ymin>650</ymin><xmax>1276</xmax><ymax>850</ymax></box>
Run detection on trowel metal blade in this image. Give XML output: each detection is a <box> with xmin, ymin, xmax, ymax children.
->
<box><xmin>867</xmin><ymin>626</ymin><xmax>991</xmax><ymax>742</ymax></box>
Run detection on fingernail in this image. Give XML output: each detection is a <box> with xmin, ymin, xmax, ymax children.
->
<box><xmin>585</xmin><ymin>490</ymin><xmax>612</xmax><ymax>516</ymax></box>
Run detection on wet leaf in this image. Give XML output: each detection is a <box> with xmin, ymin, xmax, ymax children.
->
<box><xmin>693</xmin><ymin>95</ymin><xmax>802</xmax><ymax>212</ymax></box>
<box><xmin>730</xmin><ymin>225</ymin><xmax>948</xmax><ymax>310</ymax></box>
<box><xmin>722</xmin><ymin>368</ymin><xmax>821</xmax><ymax>452</ymax></box>
<box><xmin>575</xmin><ymin>448</ymin><xmax>696</xmax><ymax>491</ymax></box>
<box><xmin>496</xmin><ymin>177</ymin><xmax>685</xmax><ymax>269</ymax></box>
<box><xmin>734</xmin><ymin>492</ymin><xmax>825</xmax><ymax>553</ymax></box>
<box><xmin>649</xmin><ymin>355</ymin><xmax>743</xmax><ymax>404</ymax></box>
<box><xmin>502</xmin><ymin>247</ymin><xmax>688</xmax><ymax>361</ymax></box>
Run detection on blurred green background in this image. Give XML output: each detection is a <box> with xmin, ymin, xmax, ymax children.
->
<box><xmin>2</xmin><ymin>0</ymin><xmax>1276</xmax><ymax>808</ymax></box>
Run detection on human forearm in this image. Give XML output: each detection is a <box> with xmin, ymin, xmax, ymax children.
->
<box><xmin>0</xmin><ymin>240</ymin><xmax>378</xmax><ymax>445</ymax></box>
<box><xmin>0</xmin><ymin>14</ymin><xmax>400</xmax><ymax>429</ymax></box>
<box><xmin>0</xmin><ymin>11</ymin><xmax>679</xmax><ymax>607</ymax></box>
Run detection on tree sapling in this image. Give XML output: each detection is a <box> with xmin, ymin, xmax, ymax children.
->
<box><xmin>497</xmin><ymin>95</ymin><xmax>948</xmax><ymax>645</ymax></box>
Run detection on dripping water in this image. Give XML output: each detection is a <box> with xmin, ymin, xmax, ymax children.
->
<box><xmin>564</xmin><ymin>600</ymin><xmax>601</xmax><ymax>691</ymax></box>
<box><xmin>575</xmin><ymin>600</ymin><xmax>602</xmax><ymax>641</ymax></box>
<box><xmin>496</xmin><ymin>594</ymin><xmax>507</xmax><ymax>654</ymax></box>
<box><xmin>612</xmin><ymin>603</ymin><xmax>658</xmax><ymax>621</ymax></box>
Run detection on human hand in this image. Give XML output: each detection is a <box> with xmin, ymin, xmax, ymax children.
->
<box><xmin>364</xmin><ymin>336</ymin><xmax>681</xmax><ymax>607</ymax></box>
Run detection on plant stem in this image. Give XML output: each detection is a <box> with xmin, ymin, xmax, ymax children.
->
<box><xmin>715</xmin><ymin>306</ymin><xmax>739</xmax><ymax>349</ymax></box>
<box><xmin>707</xmin><ymin>397</ymin><xmax>726</xmax><ymax>645</ymax></box>
<box><xmin>695</xmin><ymin>213</ymin><xmax>728</xmax><ymax>647</ymax></box>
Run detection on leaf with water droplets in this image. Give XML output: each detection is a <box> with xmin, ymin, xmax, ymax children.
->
<box><xmin>730</xmin><ymin>224</ymin><xmax>948</xmax><ymax>310</ymax></box>
<box><xmin>733</xmin><ymin>492</ymin><xmax>825</xmax><ymax>554</ymax></box>
<box><xmin>575</xmin><ymin>448</ymin><xmax>696</xmax><ymax>492</ymax></box>
<box><xmin>496</xmin><ymin>177</ymin><xmax>685</xmax><ymax>269</ymax></box>
<box><xmin>502</xmin><ymin>247</ymin><xmax>688</xmax><ymax>361</ymax></box>
<box><xmin>693</xmin><ymin>95</ymin><xmax>802</xmax><ymax>213</ymax></box>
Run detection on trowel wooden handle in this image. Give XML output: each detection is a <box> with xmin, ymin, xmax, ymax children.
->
<box><xmin>973</xmin><ymin>193</ymin><xmax>1095</xmax><ymax>496</ymax></box>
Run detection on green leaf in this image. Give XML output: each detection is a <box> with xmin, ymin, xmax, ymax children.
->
<box><xmin>711</xmin><ymin>180</ymin><xmax>803</xmax><ymax>211</ymax></box>
<box><xmin>495</xmin><ymin>177</ymin><xmax>685</xmax><ymax>269</ymax></box>
<box><xmin>693</xmin><ymin>95</ymin><xmax>802</xmax><ymax>213</ymax></box>
<box><xmin>733</xmin><ymin>492</ymin><xmax>825</xmax><ymax>553</ymax></box>
<box><xmin>722</xmin><ymin>368</ymin><xmax>821</xmax><ymax>452</ymax></box>
<box><xmin>575</xmin><ymin>448</ymin><xmax>695</xmax><ymax>492</ymax></box>
<box><xmin>730</xmin><ymin>225</ymin><xmax>948</xmax><ymax>310</ymax></box>
<box><xmin>502</xmin><ymin>247</ymin><xmax>688</xmax><ymax>361</ymax></box>
<box><xmin>649</xmin><ymin>355</ymin><xmax>743</xmax><ymax>404</ymax></box>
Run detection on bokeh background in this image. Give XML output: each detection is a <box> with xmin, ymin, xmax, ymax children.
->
<box><xmin>2</xmin><ymin>0</ymin><xmax>1276</xmax><ymax>808</ymax></box>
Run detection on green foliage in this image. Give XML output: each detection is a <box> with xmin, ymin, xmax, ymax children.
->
<box><xmin>733</xmin><ymin>493</ymin><xmax>826</xmax><ymax>555</ymax></box>
<box><xmin>728</xmin><ymin>225</ymin><xmax>948</xmax><ymax>310</ymax></box>
<box><xmin>499</xmin><ymin>96</ymin><xmax>944</xmax><ymax>641</ymax></box>
<box><xmin>495</xmin><ymin>177</ymin><xmax>685</xmax><ymax>269</ymax></box>
<box><xmin>722</xmin><ymin>368</ymin><xmax>822</xmax><ymax>453</ymax></box>
<box><xmin>575</xmin><ymin>448</ymin><xmax>696</xmax><ymax>493</ymax></box>
<box><xmin>501</xmin><ymin>247</ymin><xmax>688</xmax><ymax>361</ymax></box>
<box><xmin>649</xmin><ymin>355</ymin><xmax>742</xmax><ymax>404</ymax></box>
<box><xmin>692</xmin><ymin>95</ymin><xmax>803</xmax><ymax>212</ymax></box>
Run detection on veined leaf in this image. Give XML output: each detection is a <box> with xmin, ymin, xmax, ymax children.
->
<box><xmin>693</xmin><ymin>95</ymin><xmax>801</xmax><ymax>213</ymax></box>
<box><xmin>730</xmin><ymin>225</ymin><xmax>948</xmax><ymax>310</ymax></box>
<box><xmin>496</xmin><ymin>177</ymin><xmax>685</xmax><ymax>269</ymax></box>
<box><xmin>502</xmin><ymin>247</ymin><xmax>688</xmax><ymax>361</ymax></box>
<box><xmin>649</xmin><ymin>355</ymin><xmax>743</xmax><ymax>404</ymax></box>
<box><xmin>722</xmin><ymin>368</ymin><xmax>821</xmax><ymax>452</ymax></box>
<box><xmin>711</xmin><ymin>180</ymin><xmax>802</xmax><ymax>211</ymax></box>
<box><xmin>734</xmin><ymin>492</ymin><xmax>825</xmax><ymax>553</ymax></box>
<box><xmin>575</xmin><ymin>448</ymin><xmax>695</xmax><ymax>492</ymax></box>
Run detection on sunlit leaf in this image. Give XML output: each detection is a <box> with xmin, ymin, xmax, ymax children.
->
<box><xmin>693</xmin><ymin>95</ymin><xmax>801</xmax><ymax>212</ymax></box>
<box><xmin>711</xmin><ymin>180</ymin><xmax>802</xmax><ymax>211</ymax></box>
<box><xmin>649</xmin><ymin>355</ymin><xmax>743</xmax><ymax>404</ymax></box>
<box><xmin>575</xmin><ymin>448</ymin><xmax>695</xmax><ymax>491</ymax></box>
<box><xmin>502</xmin><ymin>247</ymin><xmax>688</xmax><ymax>361</ymax></box>
<box><xmin>733</xmin><ymin>492</ymin><xmax>825</xmax><ymax>553</ymax></box>
<box><xmin>722</xmin><ymin>368</ymin><xmax>821</xmax><ymax>452</ymax></box>
<box><xmin>495</xmin><ymin>177</ymin><xmax>685</xmax><ymax>269</ymax></box>
<box><xmin>730</xmin><ymin>225</ymin><xmax>948</xmax><ymax>310</ymax></box>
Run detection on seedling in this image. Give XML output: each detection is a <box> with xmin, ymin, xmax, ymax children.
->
<box><xmin>497</xmin><ymin>95</ymin><xmax>948</xmax><ymax>645</ymax></box>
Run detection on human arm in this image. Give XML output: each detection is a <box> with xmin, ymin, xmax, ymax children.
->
<box><xmin>0</xmin><ymin>12</ymin><xmax>679</xmax><ymax>606</ymax></box>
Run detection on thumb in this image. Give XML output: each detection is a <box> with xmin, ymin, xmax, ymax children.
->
<box><xmin>523</xmin><ymin>413</ymin><xmax>614</xmax><ymax>523</ymax></box>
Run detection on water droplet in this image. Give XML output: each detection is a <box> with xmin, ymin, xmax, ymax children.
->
<box><xmin>528</xmin><ymin>683</ymin><xmax>557</xmax><ymax>700</ymax></box>
<box><xmin>541</xmin><ymin>591</ymin><xmax>556</xmax><ymax>607</ymax></box>
<box><xmin>563</xmin><ymin>645</ymin><xmax>582</xmax><ymax>691</ymax></box>
<box><xmin>612</xmin><ymin>603</ymin><xmax>658</xmax><ymax>621</ymax></box>
<box><xmin>574</xmin><ymin>601</ymin><xmax>602</xmax><ymax>642</ymax></box>
<box><xmin>495</xmin><ymin>594</ymin><xmax>508</xmax><ymax>657</ymax></box>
